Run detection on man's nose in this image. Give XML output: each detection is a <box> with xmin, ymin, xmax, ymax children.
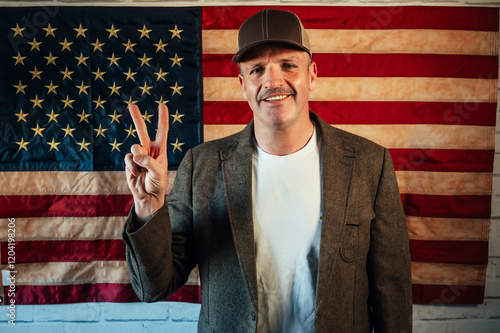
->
<box><xmin>262</xmin><ymin>65</ymin><xmax>284</xmax><ymax>89</ymax></box>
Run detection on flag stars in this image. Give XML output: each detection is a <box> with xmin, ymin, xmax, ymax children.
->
<box><xmin>94</xmin><ymin>124</ymin><xmax>108</xmax><ymax>138</ymax></box>
<box><xmin>170</xmin><ymin>138</ymin><xmax>185</xmax><ymax>152</ymax></box>
<box><xmin>76</xmin><ymin>82</ymin><xmax>90</xmax><ymax>95</ymax></box>
<box><xmin>45</xmin><ymin>81</ymin><xmax>59</xmax><ymax>95</ymax></box>
<box><xmin>46</xmin><ymin>138</ymin><xmax>61</xmax><ymax>152</ymax></box>
<box><xmin>169</xmin><ymin>25</ymin><xmax>183</xmax><ymax>39</ymax></box>
<box><xmin>61</xmin><ymin>124</ymin><xmax>76</xmax><ymax>137</ymax></box>
<box><xmin>44</xmin><ymin>52</ymin><xmax>58</xmax><ymax>66</ymax></box>
<box><xmin>154</xmin><ymin>39</ymin><xmax>168</xmax><ymax>53</ymax></box>
<box><xmin>15</xmin><ymin>109</ymin><xmax>29</xmax><ymax>123</ymax></box>
<box><xmin>109</xmin><ymin>139</ymin><xmax>123</xmax><ymax>152</ymax></box>
<box><xmin>170</xmin><ymin>53</ymin><xmax>183</xmax><ymax>67</ymax></box>
<box><xmin>108</xmin><ymin>82</ymin><xmax>122</xmax><ymax>96</ymax></box>
<box><xmin>74</xmin><ymin>24</ymin><xmax>88</xmax><ymax>38</ymax></box>
<box><xmin>155</xmin><ymin>96</ymin><xmax>169</xmax><ymax>106</ymax></box>
<box><xmin>125</xmin><ymin>124</ymin><xmax>137</xmax><ymax>138</ymax></box>
<box><xmin>107</xmin><ymin>53</ymin><xmax>121</xmax><ymax>67</ymax></box>
<box><xmin>108</xmin><ymin>110</ymin><xmax>123</xmax><ymax>124</ymax></box>
<box><xmin>123</xmin><ymin>68</ymin><xmax>137</xmax><ymax>82</ymax></box>
<box><xmin>142</xmin><ymin>111</ymin><xmax>154</xmax><ymax>124</ymax></box>
<box><xmin>43</xmin><ymin>24</ymin><xmax>57</xmax><ymax>37</ymax></box>
<box><xmin>28</xmin><ymin>38</ymin><xmax>42</xmax><ymax>51</ymax></box>
<box><xmin>46</xmin><ymin>109</ymin><xmax>60</xmax><ymax>123</ymax></box>
<box><xmin>92</xmin><ymin>68</ymin><xmax>106</xmax><ymax>81</ymax></box>
<box><xmin>138</xmin><ymin>53</ymin><xmax>152</xmax><ymax>67</ymax></box>
<box><xmin>93</xmin><ymin>96</ymin><xmax>107</xmax><ymax>110</ymax></box>
<box><xmin>13</xmin><ymin>52</ymin><xmax>26</xmax><ymax>66</ymax></box>
<box><xmin>125</xmin><ymin>96</ymin><xmax>138</xmax><ymax>107</ymax></box>
<box><xmin>16</xmin><ymin>138</ymin><xmax>30</xmax><ymax>151</ymax></box>
<box><xmin>59</xmin><ymin>38</ymin><xmax>73</xmax><ymax>52</ymax></box>
<box><xmin>30</xmin><ymin>95</ymin><xmax>44</xmax><ymax>109</ymax></box>
<box><xmin>106</xmin><ymin>24</ymin><xmax>120</xmax><ymax>39</ymax></box>
<box><xmin>61</xmin><ymin>67</ymin><xmax>75</xmax><ymax>81</ymax></box>
<box><xmin>170</xmin><ymin>82</ymin><xmax>184</xmax><ymax>96</ymax></box>
<box><xmin>77</xmin><ymin>138</ymin><xmax>91</xmax><ymax>152</ymax></box>
<box><xmin>91</xmin><ymin>39</ymin><xmax>105</xmax><ymax>52</ymax></box>
<box><xmin>61</xmin><ymin>95</ymin><xmax>76</xmax><ymax>109</ymax></box>
<box><xmin>139</xmin><ymin>82</ymin><xmax>153</xmax><ymax>96</ymax></box>
<box><xmin>31</xmin><ymin>123</ymin><xmax>46</xmax><ymax>137</ymax></box>
<box><xmin>76</xmin><ymin>110</ymin><xmax>91</xmax><ymax>123</ymax></box>
<box><xmin>123</xmin><ymin>39</ymin><xmax>136</xmax><ymax>53</ymax></box>
<box><xmin>155</xmin><ymin>68</ymin><xmax>168</xmax><ymax>81</ymax></box>
<box><xmin>138</xmin><ymin>25</ymin><xmax>152</xmax><ymax>39</ymax></box>
<box><xmin>14</xmin><ymin>81</ymin><xmax>27</xmax><ymax>94</ymax></box>
<box><xmin>171</xmin><ymin>110</ymin><xmax>185</xmax><ymax>124</ymax></box>
<box><xmin>29</xmin><ymin>67</ymin><xmax>43</xmax><ymax>80</ymax></box>
<box><xmin>75</xmin><ymin>53</ymin><xmax>89</xmax><ymax>66</ymax></box>
<box><xmin>11</xmin><ymin>23</ymin><xmax>25</xmax><ymax>37</ymax></box>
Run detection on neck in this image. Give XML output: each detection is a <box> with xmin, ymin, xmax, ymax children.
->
<box><xmin>254</xmin><ymin>119</ymin><xmax>315</xmax><ymax>156</ymax></box>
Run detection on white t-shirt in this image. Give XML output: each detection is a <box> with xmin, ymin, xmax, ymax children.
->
<box><xmin>252</xmin><ymin>127</ymin><xmax>323</xmax><ymax>333</ymax></box>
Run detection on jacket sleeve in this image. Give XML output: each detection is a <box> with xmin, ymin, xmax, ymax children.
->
<box><xmin>368</xmin><ymin>149</ymin><xmax>413</xmax><ymax>332</ymax></box>
<box><xmin>122</xmin><ymin>149</ymin><xmax>197</xmax><ymax>302</ymax></box>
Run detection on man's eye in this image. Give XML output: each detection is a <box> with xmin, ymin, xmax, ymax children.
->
<box><xmin>283</xmin><ymin>63</ymin><xmax>296</xmax><ymax>69</ymax></box>
<box><xmin>250</xmin><ymin>68</ymin><xmax>263</xmax><ymax>75</ymax></box>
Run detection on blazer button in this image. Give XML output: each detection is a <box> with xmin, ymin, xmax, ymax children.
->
<box><xmin>251</xmin><ymin>312</ymin><xmax>256</xmax><ymax>321</ymax></box>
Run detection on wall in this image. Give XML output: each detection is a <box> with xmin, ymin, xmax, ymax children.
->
<box><xmin>1</xmin><ymin>0</ymin><xmax>499</xmax><ymax>332</ymax></box>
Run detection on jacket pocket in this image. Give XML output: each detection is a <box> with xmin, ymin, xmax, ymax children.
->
<box><xmin>340</xmin><ymin>206</ymin><xmax>375</xmax><ymax>262</ymax></box>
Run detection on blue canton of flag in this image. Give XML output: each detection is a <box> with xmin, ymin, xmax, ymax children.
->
<box><xmin>0</xmin><ymin>6</ymin><xmax>203</xmax><ymax>171</ymax></box>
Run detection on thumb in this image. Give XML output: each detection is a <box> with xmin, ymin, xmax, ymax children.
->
<box><xmin>133</xmin><ymin>153</ymin><xmax>162</xmax><ymax>177</ymax></box>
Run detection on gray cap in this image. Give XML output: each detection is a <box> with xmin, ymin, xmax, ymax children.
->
<box><xmin>232</xmin><ymin>9</ymin><xmax>312</xmax><ymax>63</ymax></box>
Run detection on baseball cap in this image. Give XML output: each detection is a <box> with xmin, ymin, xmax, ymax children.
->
<box><xmin>232</xmin><ymin>9</ymin><xmax>312</xmax><ymax>63</ymax></box>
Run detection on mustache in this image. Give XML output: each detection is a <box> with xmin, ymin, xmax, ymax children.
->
<box><xmin>258</xmin><ymin>88</ymin><xmax>295</xmax><ymax>101</ymax></box>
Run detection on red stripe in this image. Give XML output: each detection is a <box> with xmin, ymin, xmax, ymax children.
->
<box><xmin>412</xmin><ymin>284</ymin><xmax>485</xmax><ymax>304</ymax></box>
<box><xmin>202</xmin><ymin>6</ymin><xmax>499</xmax><ymax>31</ymax></box>
<box><xmin>0</xmin><ymin>194</ymin><xmax>133</xmax><ymax>218</ymax></box>
<box><xmin>5</xmin><ymin>238</ymin><xmax>488</xmax><ymax>265</ymax></box>
<box><xmin>4</xmin><ymin>284</ymin><xmax>200</xmax><ymax>305</ymax></box>
<box><xmin>1</xmin><ymin>240</ymin><xmax>126</xmax><ymax>264</ymax></box>
<box><xmin>390</xmin><ymin>149</ymin><xmax>494</xmax><ymax>173</ymax></box>
<box><xmin>204</xmin><ymin>101</ymin><xmax>497</xmax><ymax>126</ymax></box>
<box><xmin>402</xmin><ymin>194</ymin><xmax>491</xmax><ymax>219</ymax></box>
<box><xmin>410</xmin><ymin>240</ymin><xmax>488</xmax><ymax>265</ymax></box>
<box><xmin>203</xmin><ymin>54</ymin><xmax>499</xmax><ymax>79</ymax></box>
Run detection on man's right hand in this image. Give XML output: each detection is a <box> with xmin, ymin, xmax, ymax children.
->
<box><xmin>124</xmin><ymin>104</ymin><xmax>169</xmax><ymax>224</ymax></box>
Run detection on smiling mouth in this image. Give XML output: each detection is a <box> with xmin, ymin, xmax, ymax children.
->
<box><xmin>263</xmin><ymin>95</ymin><xmax>288</xmax><ymax>102</ymax></box>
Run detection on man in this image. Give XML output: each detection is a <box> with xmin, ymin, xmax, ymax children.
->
<box><xmin>123</xmin><ymin>9</ymin><xmax>412</xmax><ymax>333</ymax></box>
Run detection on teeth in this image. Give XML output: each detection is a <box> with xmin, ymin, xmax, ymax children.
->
<box><xmin>265</xmin><ymin>95</ymin><xmax>287</xmax><ymax>101</ymax></box>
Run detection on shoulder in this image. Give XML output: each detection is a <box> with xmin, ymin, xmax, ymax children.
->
<box><xmin>312</xmin><ymin>112</ymin><xmax>386</xmax><ymax>158</ymax></box>
<box><xmin>186</xmin><ymin>122</ymin><xmax>253</xmax><ymax>162</ymax></box>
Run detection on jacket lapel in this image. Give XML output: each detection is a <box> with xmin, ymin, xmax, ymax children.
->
<box><xmin>313</xmin><ymin>114</ymin><xmax>356</xmax><ymax>309</ymax></box>
<box><xmin>220</xmin><ymin>122</ymin><xmax>259</xmax><ymax>311</ymax></box>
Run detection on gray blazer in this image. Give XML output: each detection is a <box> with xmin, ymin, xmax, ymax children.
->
<box><xmin>123</xmin><ymin>112</ymin><xmax>412</xmax><ymax>333</ymax></box>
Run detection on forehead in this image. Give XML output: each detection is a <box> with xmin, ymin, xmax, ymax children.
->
<box><xmin>239</xmin><ymin>44</ymin><xmax>308</xmax><ymax>64</ymax></box>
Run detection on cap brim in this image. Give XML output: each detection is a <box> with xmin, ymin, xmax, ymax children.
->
<box><xmin>231</xmin><ymin>40</ymin><xmax>311</xmax><ymax>63</ymax></box>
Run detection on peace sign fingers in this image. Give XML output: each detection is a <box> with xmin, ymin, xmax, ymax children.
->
<box><xmin>154</xmin><ymin>104</ymin><xmax>170</xmax><ymax>155</ymax></box>
<box><xmin>129</xmin><ymin>104</ymin><xmax>151</xmax><ymax>153</ymax></box>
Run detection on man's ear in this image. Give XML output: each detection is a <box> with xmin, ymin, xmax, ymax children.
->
<box><xmin>309</xmin><ymin>61</ymin><xmax>318</xmax><ymax>91</ymax></box>
<box><xmin>238</xmin><ymin>73</ymin><xmax>248</xmax><ymax>101</ymax></box>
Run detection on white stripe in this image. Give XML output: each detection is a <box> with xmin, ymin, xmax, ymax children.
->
<box><xmin>202</xmin><ymin>29</ymin><xmax>498</xmax><ymax>56</ymax></box>
<box><xmin>203</xmin><ymin>77</ymin><xmax>497</xmax><ymax>103</ymax></box>
<box><xmin>204</xmin><ymin>124</ymin><xmax>495</xmax><ymax>150</ymax></box>
<box><xmin>0</xmin><ymin>170</ymin><xmax>177</xmax><ymax>195</ymax></box>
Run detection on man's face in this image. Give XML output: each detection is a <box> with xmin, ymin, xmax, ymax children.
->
<box><xmin>238</xmin><ymin>45</ymin><xmax>317</xmax><ymax>132</ymax></box>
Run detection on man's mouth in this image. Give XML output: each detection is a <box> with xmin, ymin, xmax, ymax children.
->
<box><xmin>263</xmin><ymin>94</ymin><xmax>288</xmax><ymax>102</ymax></box>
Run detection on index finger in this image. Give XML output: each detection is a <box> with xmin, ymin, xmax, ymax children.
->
<box><xmin>155</xmin><ymin>104</ymin><xmax>169</xmax><ymax>153</ymax></box>
<box><xmin>129</xmin><ymin>104</ymin><xmax>151</xmax><ymax>150</ymax></box>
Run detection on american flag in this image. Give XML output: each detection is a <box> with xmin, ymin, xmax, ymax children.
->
<box><xmin>0</xmin><ymin>5</ymin><xmax>498</xmax><ymax>305</ymax></box>
<box><xmin>0</xmin><ymin>6</ymin><xmax>202</xmax><ymax>305</ymax></box>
